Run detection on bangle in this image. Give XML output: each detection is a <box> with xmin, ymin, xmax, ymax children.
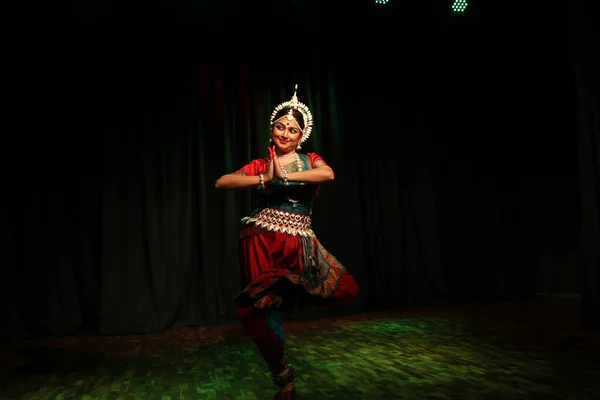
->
<box><xmin>259</xmin><ymin>173</ymin><xmax>265</xmax><ymax>190</ymax></box>
<box><xmin>283</xmin><ymin>170</ymin><xmax>288</xmax><ymax>186</ymax></box>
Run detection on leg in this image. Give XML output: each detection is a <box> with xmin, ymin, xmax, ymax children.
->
<box><xmin>299</xmin><ymin>235</ymin><xmax>360</xmax><ymax>307</ymax></box>
<box><xmin>328</xmin><ymin>269</ymin><xmax>360</xmax><ymax>304</ymax></box>
<box><xmin>305</xmin><ymin>269</ymin><xmax>360</xmax><ymax>308</ymax></box>
<box><xmin>235</xmin><ymin>304</ymin><xmax>297</xmax><ymax>399</ymax></box>
<box><xmin>234</xmin><ymin>304</ymin><xmax>286</xmax><ymax>374</ymax></box>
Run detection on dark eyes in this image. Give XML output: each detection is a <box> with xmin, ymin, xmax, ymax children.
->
<box><xmin>275</xmin><ymin>124</ymin><xmax>299</xmax><ymax>134</ymax></box>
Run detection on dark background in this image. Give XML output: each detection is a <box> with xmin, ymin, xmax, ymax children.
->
<box><xmin>3</xmin><ymin>0</ymin><xmax>598</xmax><ymax>336</ymax></box>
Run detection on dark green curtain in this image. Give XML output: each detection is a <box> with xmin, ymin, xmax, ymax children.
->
<box><xmin>571</xmin><ymin>0</ymin><xmax>600</xmax><ymax>328</ymax></box>
<box><xmin>4</xmin><ymin>45</ymin><xmax>367</xmax><ymax>336</ymax></box>
<box><xmin>2</xmin><ymin>8</ymin><xmax>584</xmax><ymax>337</ymax></box>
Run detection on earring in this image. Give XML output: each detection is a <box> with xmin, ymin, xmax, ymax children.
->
<box><xmin>269</xmin><ymin>138</ymin><xmax>273</xmax><ymax>143</ymax></box>
<box><xmin>296</xmin><ymin>144</ymin><xmax>301</xmax><ymax>150</ymax></box>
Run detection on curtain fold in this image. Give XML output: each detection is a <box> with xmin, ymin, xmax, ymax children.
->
<box><xmin>572</xmin><ymin>0</ymin><xmax>600</xmax><ymax>328</ymax></box>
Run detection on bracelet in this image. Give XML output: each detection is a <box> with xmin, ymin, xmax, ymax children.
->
<box><xmin>259</xmin><ymin>173</ymin><xmax>266</xmax><ymax>190</ymax></box>
<box><xmin>283</xmin><ymin>170</ymin><xmax>288</xmax><ymax>186</ymax></box>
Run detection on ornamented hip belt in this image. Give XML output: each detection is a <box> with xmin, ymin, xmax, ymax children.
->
<box><xmin>241</xmin><ymin>208</ymin><xmax>315</xmax><ymax>237</ymax></box>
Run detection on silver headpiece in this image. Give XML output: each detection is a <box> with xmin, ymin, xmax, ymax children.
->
<box><xmin>269</xmin><ymin>84</ymin><xmax>313</xmax><ymax>145</ymax></box>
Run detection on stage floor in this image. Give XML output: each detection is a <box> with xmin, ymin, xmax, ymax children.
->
<box><xmin>1</xmin><ymin>297</ymin><xmax>598</xmax><ymax>399</ymax></box>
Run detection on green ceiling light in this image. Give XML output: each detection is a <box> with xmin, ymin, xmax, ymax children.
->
<box><xmin>452</xmin><ymin>0</ymin><xmax>468</xmax><ymax>12</ymax></box>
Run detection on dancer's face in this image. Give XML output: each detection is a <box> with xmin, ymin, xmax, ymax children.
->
<box><xmin>271</xmin><ymin>117</ymin><xmax>302</xmax><ymax>153</ymax></box>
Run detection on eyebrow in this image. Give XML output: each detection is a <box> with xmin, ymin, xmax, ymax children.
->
<box><xmin>276</xmin><ymin>121</ymin><xmax>300</xmax><ymax>129</ymax></box>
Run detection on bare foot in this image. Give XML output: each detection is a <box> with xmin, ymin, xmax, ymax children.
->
<box><xmin>279</xmin><ymin>382</ymin><xmax>295</xmax><ymax>392</ymax></box>
<box><xmin>277</xmin><ymin>368</ymin><xmax>294</xmax><ymax>390</ymax></box>
<box><xmin>274</xmin><ymin>368</ymin><xmax>296</xmax><ymax>399</ymax></box>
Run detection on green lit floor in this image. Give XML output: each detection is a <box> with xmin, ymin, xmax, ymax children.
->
<box><xmin>1</xmin><ymin>297</ymin><xmax>599</xmax><ymax>400</ymax></box>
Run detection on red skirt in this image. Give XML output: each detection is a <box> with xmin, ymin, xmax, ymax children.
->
<box><xmin>233</xmin><ymin>224</ymin><xmax>360</xmax><ymax>310</ymax></box>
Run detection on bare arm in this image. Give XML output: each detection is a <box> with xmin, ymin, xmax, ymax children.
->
<box><xmin>285</xmin><ymin>165</ymin><xmax>334</xmax><ymax>184</ymax></box>
<box><xmin>275</xmin><ymin>160</ymin><xmax>335</xmax><ymax>184</ymax></box>
<box><xmin>215</xmin><ymin>149</ymin><xmax>275</xmax><ymax>190</ymax></box>
<box><xmin>214</xmin><ymin>173</ymin><xmax>262</xmax><ymax>189</ymax></box>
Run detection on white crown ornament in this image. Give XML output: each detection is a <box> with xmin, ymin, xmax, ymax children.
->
<box><xmin>269</xmin><ymin>84</ymin><xmax>313</xmax><ymax>146</ymax></box>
